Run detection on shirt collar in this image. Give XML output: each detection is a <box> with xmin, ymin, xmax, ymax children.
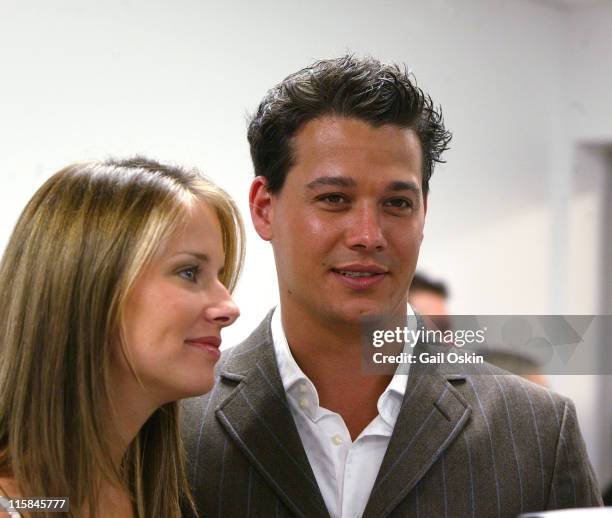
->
<box><xmin>271</xmin><ymin>305</ymin><xmax>416</xmax><ymax>425</ymax></box>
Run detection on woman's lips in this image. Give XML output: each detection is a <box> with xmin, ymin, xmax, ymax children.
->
<box><xmin>185</xmin><ymin>336</ymin><xmax>222</xmax><ymax>359</ymax></box>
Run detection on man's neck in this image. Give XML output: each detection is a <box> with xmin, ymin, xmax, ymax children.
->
<box><xmin>280</xmin><ymin>305</ymin><xmax>395</xmax><ymax>440</ymax></box>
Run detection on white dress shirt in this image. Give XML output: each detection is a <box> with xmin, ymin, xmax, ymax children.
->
<box><xmin>271</xmin><ymin>307</ymin><xmax>414</xmax><ymax>518</ymax></box>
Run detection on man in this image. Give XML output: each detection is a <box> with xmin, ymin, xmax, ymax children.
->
<box><xmin>182</xmin><ymin>56</ymin><xmax>602</xmax><ymax>517</ymax></box>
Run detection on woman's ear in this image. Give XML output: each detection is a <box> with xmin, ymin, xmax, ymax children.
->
<box><xmin>249</xmin><ymin>176</ymin><xmax>274</xmax><ymax>241</ymax></box>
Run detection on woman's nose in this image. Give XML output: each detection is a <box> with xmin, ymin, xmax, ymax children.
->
<box><xmin>205</xmin><ymin>283</ymin><xmax>240</xmax><ymax>327</ymax></box>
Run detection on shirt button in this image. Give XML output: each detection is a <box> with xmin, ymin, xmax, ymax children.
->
<box><xmin>299</xmin><ymin>383</ymin><xmax>308</xmax><ymax>393</ymax></box>
<box><xmin>331</xmin><ymin>434</ymin><xmax>343</xmax><ymax>445</ymax></box>
<box><xmin>299</xmin><ymin>398</ymin><xmax>310</xmax><ymax>409</ymax></box>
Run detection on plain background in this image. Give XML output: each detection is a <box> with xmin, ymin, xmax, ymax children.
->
<box><xmin>1</xmin><ymin>0</ymin><xmax>611</xmax><ymax>491</ymax></box>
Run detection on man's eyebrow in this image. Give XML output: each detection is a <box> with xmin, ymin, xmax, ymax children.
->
<box><xmin>305</xmin><ymin>176</ymin><xmax>422</xmax><ymax>197</ymax></box>
<box><xmin>385</xmin><ymin>181</ymin><xmax>421</xmax><ymax>196</ymax></box>
<box><xmin>305</xmin><ymin>176</ymin><xmax>357</xmax><ymax>189</ymax></box>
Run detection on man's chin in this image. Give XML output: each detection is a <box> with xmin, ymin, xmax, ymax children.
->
<box><xmin>326</xmin><ymin>303</ymin><xmax>401</xmax><ymax>326</ymax></box>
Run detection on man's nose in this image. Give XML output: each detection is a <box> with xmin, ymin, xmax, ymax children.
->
<box><xmin>344</xmin><ymin>204</ymin><xmax>387</xmax><ymax>252</ymax></box>
<box><xmin>204</xmin><ymin>282</ymin><xmax>240</xmax><ymax>327</ymax></box>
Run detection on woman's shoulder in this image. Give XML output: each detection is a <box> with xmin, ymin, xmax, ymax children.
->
<box><xmin>0</xmin><ymin>476</ymin><xmax>20</xmax><ymax>496</ymax></box>
<box><xmin>0</xmin><ymin>477</ymin><xmax>23</xmax><ymax>517</ymax></box>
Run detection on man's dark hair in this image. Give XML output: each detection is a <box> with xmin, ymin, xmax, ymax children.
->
<box><xmin>409</xmin><ymin>272</ymin><xmax>449</xmax><ymax>298</ymax></box>
<box><xmin>247</xmin><ymin>54</ymin><xmax>452</xmax><ymax>196</ymax></box>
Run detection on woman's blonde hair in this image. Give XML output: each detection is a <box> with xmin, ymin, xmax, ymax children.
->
<box><xmin>0</xmin><ymin>157</ymin><xmax>244</xmax><ymax>517</ymax></box>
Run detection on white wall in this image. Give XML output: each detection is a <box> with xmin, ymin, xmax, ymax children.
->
<box><xmin>0</xmin><ymin>0</ymin><xmax>571</xmax><ymax>337</ymax></box>
<box><xmin>556</xmin><ymin>3</ymin><xmax>612</xmax><ymax>490</ymax></box>
<box><xmin>1</xmin><ymin>0</ymin><xmax>611</xmax><ymax>487</ymax></box>
<box><xmin>566</xmin><ymin>2</ymin><xmax>612</xmax><ymax>142</ymax></box>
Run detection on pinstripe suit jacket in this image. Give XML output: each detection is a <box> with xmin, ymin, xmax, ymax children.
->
<box><xmin>181</xmin><ymin>312</ymin><xmax>602</xmax><ymax>518</ymax></box>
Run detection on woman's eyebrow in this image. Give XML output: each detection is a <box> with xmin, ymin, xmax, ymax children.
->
<box><xmin>173</xmin><ymin>251</ymin><xmax>210</xmax><ymax>262</ymax></box>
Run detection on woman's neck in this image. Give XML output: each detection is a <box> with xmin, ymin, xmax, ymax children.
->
<box><xmin>107</xmin><ymin>371</ymin><xmax>160</xmax><ymax>469</ymax></box>
<box><xmin>85</xmin><ymin>482</ymin><xmax>134</xmax><ymax>518</ymax></box>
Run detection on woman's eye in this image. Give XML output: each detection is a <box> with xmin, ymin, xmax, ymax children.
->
<box><xmin>179</xmin><ymin>266</ymin><xmax>200</xmax><ymax>283</ymax></box>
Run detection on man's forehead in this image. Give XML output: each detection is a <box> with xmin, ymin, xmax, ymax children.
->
<box><xmin>292</xmin><ymin>115</ymin><xmax>420</xmax><ymax>150</ymax></box>
<box><xmin>288</xmin><ymin>117</ymin><xmax>421</xmax><ymax>172</ymax></box>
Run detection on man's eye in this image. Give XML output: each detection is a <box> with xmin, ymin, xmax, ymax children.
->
<box><xmin>384</xmin><ymin>198</ymin><xmax>412</xmax><ymax>209</ymax></box>
<box><xmin>179</xmin><ymin>266</ymin><xmax>200</xmax><ymax>283</ymax></box>
<box><xmin>318</xmin><ymin>193</ymin><xmax>349</xmax><ymax>204</ymax></box>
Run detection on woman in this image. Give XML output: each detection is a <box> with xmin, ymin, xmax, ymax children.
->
<box><xmin>0</xmin><ymin>157</ymin><xmax>244</xmax><ymax>517</ymax></box>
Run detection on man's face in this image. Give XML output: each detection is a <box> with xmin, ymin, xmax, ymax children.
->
<box><xmin>251</xmin><ymin>116</ymin><xmax>426</xmax><ymax>326</ymax></box>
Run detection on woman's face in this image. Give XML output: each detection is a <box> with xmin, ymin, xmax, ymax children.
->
<box><xmin>119</xmin><ymin>201</ymin><xmax>239</xmax><ymax>405</ymax></box>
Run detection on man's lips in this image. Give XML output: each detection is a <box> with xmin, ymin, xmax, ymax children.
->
<box><xmin>331</xmin><ymin>263</ymin><xmax>389</xmax><ymax>276</ymax></box>
<box><xmin>185</xmin><ymin>336</ymin><xmax>222</xmax><ymax>358</ymax></box>
<box><xmin>330</xmin><ymin>263</ymin><xmax>389</xmax><ymax>290</ymax></box>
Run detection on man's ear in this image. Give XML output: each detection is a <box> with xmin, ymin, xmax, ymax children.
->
<box><xmin>249</xmin><ymin>176</ymin><xmax>274</xmax><ymax>241</ymax></box>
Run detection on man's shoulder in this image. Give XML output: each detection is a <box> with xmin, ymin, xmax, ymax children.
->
<box><xmin>470</xmin><ymin>356</ymin><xmax>564</xmax><ymax>398</ymax></box>
<box><xmin>415</xmin><ymin>342</ymin><xmax>569</xmax><ymax>423</ymax></box>
<box><xmin>449</xmin><ymin>355</ymin><xmax>570</xmax><ymax>427</ymax></box>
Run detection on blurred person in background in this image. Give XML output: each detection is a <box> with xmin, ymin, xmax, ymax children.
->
<box><xmin>408</xmin><ymin>271</ymin><xmax>451</xmax><ymax>332</ymax></box>
<box><xmin>409</xmin><ymin>273</ymin><xmax>549</xmax><ymax>387</ymax></box>
<box><xmin>0</xmin><ymin>158</ymin><xmax>243</xmax><ymax>517</ymax></box>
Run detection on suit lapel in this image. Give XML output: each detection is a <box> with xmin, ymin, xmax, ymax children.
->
<box><xmin>363</xmin><ymin>346</ymin><xmax>472</xmax><ymax>518</ymax></box>
<box><xmin>215</xmin><ymin>317</ymin><xmax>330</xmax><ymax>518</ymax></box>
